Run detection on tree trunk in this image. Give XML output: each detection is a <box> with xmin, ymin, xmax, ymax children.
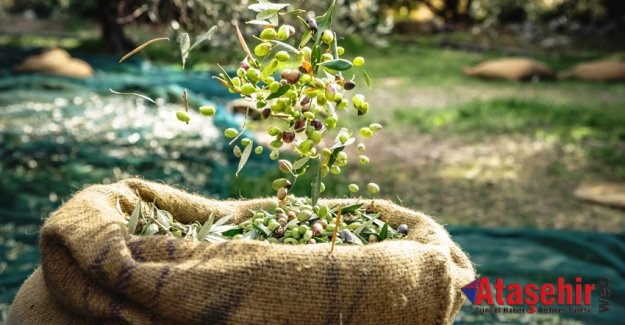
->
<box><xmin>97</xmin><ymin>0</ymin><xmax>134</xmax><ymax>53</ymax></box>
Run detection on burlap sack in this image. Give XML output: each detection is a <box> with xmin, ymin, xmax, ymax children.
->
<box><xmin>558</xmin><ymin>60</ymin><xmax>625</xmax><ymax>82</ymax></box>
<box><xmin>9</xmin><ymin>179</ymin><xmax>474</xmax><ymax>324</ymax></box>
<box><xmin>464</xmin><ymin>57</ymin><xmax>555</xmax><ymax>81</ymax></box>
<box><xmin>14</xmin><ymin>48</ymin><xmax>94</xmax><ymax>78</ymax></box>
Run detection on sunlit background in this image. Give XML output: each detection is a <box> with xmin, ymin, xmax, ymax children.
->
<box><xmin>1</xmin><ymin>0</ymin><xmax>624</xmax><ymax>322</ymax></box>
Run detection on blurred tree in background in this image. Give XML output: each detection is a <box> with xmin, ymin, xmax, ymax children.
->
<box><xmin>3</xmin><ymin>0</ymin><xmax>624</xmax><ymax>52</ymax></box>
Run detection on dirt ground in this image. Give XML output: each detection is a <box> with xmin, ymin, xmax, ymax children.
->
<box><xmin>357</xmin><ymin>78</ymin><xmax>625</xmax><ymax>232</ymax></box>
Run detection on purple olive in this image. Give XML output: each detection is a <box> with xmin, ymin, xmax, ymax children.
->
<box><xmin>340</xmin><ymin>229</ymin><xmax>354</xmax><ymax>243</ymax></box>
<box><xmin>397</xmin><ymin>224</ymin><xmax>409</xmax><ymax>235</ymax></box>
<box><xmin>282</xmin><ymin>131</ymin><xmax>295</xmax><ymax>143</ymax></box>
<box><xmin>311</xmin><ymin>120</ymin><xmax>323</xmax><ymax>131</ymax></box>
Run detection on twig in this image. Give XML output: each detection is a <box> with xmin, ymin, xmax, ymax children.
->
<box><xmin>182</xmin><ymin>89</ymin><xmax>189</xmax><ymax>112</ymax></box>
<box><xmin>233</xmin><ymin>21</ymin><xmax>256</xmax><ymax>66</ymax></box>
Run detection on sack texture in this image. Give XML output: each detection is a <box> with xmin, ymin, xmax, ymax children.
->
<box><xmin>9</xmin><ymin>179</ymin><xmax>474</xmax><ymax>324</ymax></box>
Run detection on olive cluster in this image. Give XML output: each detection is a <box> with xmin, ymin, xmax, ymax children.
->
<box><xmin>228</xmin><ymin>196</ymin><xmax>407</xmax><ymax>245</ymax></box>
<box><xmin>213</xmin><ymin>12</ymin><xmax>381</xmax><ymax>200</ymax></box>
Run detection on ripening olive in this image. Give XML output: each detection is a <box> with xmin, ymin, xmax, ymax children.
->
<box><xmin>321</xmin><ymin>30</ymin><xmax>334</xmax><ymax>44</ymax></box>
<box><xmin>275</xmin><ymin>50</ymin><xmax>290</xmax><ymax>62</ymax></box>
<box><xmin>254</xmin><ymin>42</ymin><xmax>272</xmax><ymax>57</ymax></box>
<box><xmin>359</xmin><ymin>127</ymin><xmax>373</xmax><ymax>138</ymax></box>
<box><xmin>240</xmin><ymin>83</ymin><xmax>256</xmax><ymax>96</ymax></box>
<box><xmin>199</xmin><ymin>106</ymin><xmax>216</xmax><ymax>116</ymax></box>
<box><xmin>224</xmin><ymin>128</ymin><xmax>238</xmax><ymax>138</ymax></box>
<box><xmin>260</xmin><ymin>28</ymin><xmax>277</xmax><ymax>40</ymax></box>
<box><xmin>366</xmin><ymin>183</ymin><xmax>380</xmax><ymax>194</ymax></box>
<box><xmin>397</xmin><ymin>224</ymin><xmax>409</xmax><ymax>235</ymax></box>
<box><xmin>370</xmin><ymin>123</ymin><xmax>383</xmax><ymax>132</ymax></box>
<box><xmin>176</xmin><ymin>111</ymin><xmax>190</xmax><ymax>123</ymax></box>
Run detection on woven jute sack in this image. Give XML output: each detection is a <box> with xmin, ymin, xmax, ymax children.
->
<box><xmin>9</xmin><ymin>179</ymin><xmax>474</xmax><ymax>324</ymax></box>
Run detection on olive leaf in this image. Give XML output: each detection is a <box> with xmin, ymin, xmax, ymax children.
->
<box><xmin>187</xmin><ymin>26</ymin><xmax>218</xmax><ymax>54</ymax></box>
<box><xmin>214</xmin><ymin>64</ymin><xmax>236</xmax><ymax>89</ymax></box>
<box><xmin>354</xmin><ymin>213</ymin><xmax>378</xmax><ymax>235</ymax></box>
<box><xmin>266</xmin><ymin>84</ymin><xmax>290</xmax><ymax>100</ymax></box>
<box><xmin>178</xmin><ymin>33</ymin><xmax>191</xmax><ymax>69</ymax></box>
<box><xmin>127</xmin><ymin>201</ymin><xmax>142</xmax><ymax>234</ymax></box>
<box><xmin>257</xmin><ymin>9</ymin><xmax>279</xmax><ymax>21</ymax></box>
<box><xmin>363</xmin><ymin>69</ymin><xmax>372</xmax><ymax>89</ymax></box>
<box><xmin>319</xmin><ymin>59</ymin><xmax>353</xmax><ymax>71</ymax></box>
<box><xmin>236</xmin><ymin>142</ymin><xmax>254</xmax><ymax>177</ymax></box>
<box><xmin>379</xmin><ymin>222</ymin><xmax>389</xmax><ymax>241</ymax></box>
<box><xmin>340</xmin><ymin>203</ymin><xmax>364</xmax><ymax>214</ymax></box>
<box><xmin>248</xmin><ymin>1</ymin><xmax>289</xmax><ymax>12</ymax></box>
<box><xmin>311</xmin><ymin>157</ymin><xmax>322</xmax><ymax>206</ymax></box>
<box><xmin>246</xmin><ymin>19</ymin><xmax>272</xmax><ymax>26</ymax></box>
<box><xmin>197</xmin><ymin>214</ymin><xmax>215</xmax><ymax>241</ymax></box>
<box><xmin>109</xmin><ymin>89</ymin><xmax>157</xmax><ymax>104</ymax></box>
<box><xmin>314</xmin><ymin>0</ymin><xmax>336</xmax><ymax>46</ymax></box>
<box><xmin>270</xmin><ymin>40</ymin><xmax>301</xmax><ymax>54</ymax></box>
<box><xmin>252</xmin><ymin>223</ymin><xmax>272</xmax><ymax>237</ymax></box>
<box><xmin>292</xmin><ymin>156</ymin><xmax>310</xmax><ymax>171</ymax></box>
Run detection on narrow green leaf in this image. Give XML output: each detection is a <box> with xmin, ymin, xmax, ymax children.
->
<box><xmin>215</xmin><ymin>64</ymin><xmax>235</xmax><ymax>89</ymax></box>
<box><xmin>257</xmin><ymin>9</ymin><xmax>278</xmax><ymax>20</ymax></box>
<box><xmin>299</xmin><ymin>29</ymin><xmax>313</xmax><ymax>48</ymax></box>
<box><xmin>236</xmin><ymin>142</ymin><xmax>254</xmax><ymax>177</ymax></box>
<box><xmin>246</xmin><ymin>19</ymin><xmax>272</xmax><ymax>26</ymax></box>
<box><xmin>311</xmin><ymin>45</ymin><xmax>322</xmax><ymax>72</ymax></box>
<box><xmin>354</xmin><ymin>232</ymin><xmax>368</xmax><ymax>244</ymax></box>
<box><xmin>270</xmin><ymin>40</ymin><xmax>301</xmax><ymax>54</ymax></box>
<box><xmin>243</xmin><ymin>229</ymin><xmax>259</xmax><ymax>240</ymax></box>
<box><xmin>213</xmin><ymin>215</ymin><xmax>233</xmax><ymax>228</ymax></box>
<box><xmin>331</xmin><ymin>137</ymin><xmax>355</xmax><ymax>149</ymax></box>
<box><xmin>379</xmin><ymin>222</ymin><xmax>389</xmax><ymax>241</ymax></box>
<box><xmin>212</xmin><ymin>224</ymin><xmax>237</xmax><ymax>234</ymax></box>
<box><xmin>266</xmin><ymin>84</ymin><xmax>290</xmax><ymax>100</ymax></box>
<box><xmin>363</xmin><ymin>69</ymin><xmax>372</xmax><ymax>89</ymax></box>
<box><xmin>320</xmin><ymin>59</ymin><xmax>353</xmax><ymax>71</ymax></box>
<box><xmin>327</xmin><ymin>147</ymin><xmax>343</xmax><ymax>168</ymax></box>
<box><xmin>178</xmin><ymin>33</ymin><xmax>191</xmax><ymax>69</ymax></box>
<box><xmin>197</xmin><ymin>214</ymin><xmax>215</xmax><ymax>241</ymax></box>
<box><xmin>311</xmin><ymin>157</ymin><xmax>322</xmax><ymax>206</ymax></box>
<box><xmin>354</xmin><ymin>214</ymin><xmax>378</xmax><ymax>235</ymax></box>
<box><xmin>284</xmin><ymin>218</ymin><xmax>299</xmax><ymax>230</ymax></box>
<box><xmin>341</xmin><ymin>203</ymin><xmax>364</xmax><ymax>214</ymax></box>
<box><xmin>109</xmin><ymin>89</ymin><xmax>156</xmax><ymax>104</ymax></box>
<box><xmin>204</xmin><ymin>234</ymin><xmax>229</xmax><ymax>243</ymax></box>
<box><xmin>248</xmin><ymin>2</ymin><xmax>289</xmax><ymax>12</ymax></box>
<box><xmin>269</xmin><ymin>14</ymin><xmax>279</xmax><ymax>26</ymax></box>
<box><xmin>221</xmin><ymin>227</ymin><xmax>244</xmax><ymax>237</ymax></box>
<box><xmin>188</xmin><ymin>26</ymin><xmax>218</xmax><ymax>53</ymax></box>
<box><xmin>252</xmin><ymin>223</ymin><xmax>272</xmax><ymax>237</ymax></box>
<box><xmin>314</xmin><ymin>0</ymin><xmax>336</xmax><ymax>45</ymax></box>
<box><xmin>292</xmin><ymin>156</ymin><xmax>310</xmax><ymax>171</ymax></box>
<box><xmin>128</xmin><ymin>201</ymin><xmax>141</xmax><ymax>234</ymax></box>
